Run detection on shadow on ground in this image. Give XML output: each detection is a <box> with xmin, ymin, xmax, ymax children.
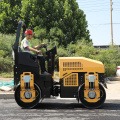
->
<box><xmin>33</xmin><ymin>101</ymin><xmax>120</xmax><ymax>110</ymax></box>
<box><xmin>107</xmin><ymin>77</ymin><xmax>120</xmax><ymax>81</ymax></box>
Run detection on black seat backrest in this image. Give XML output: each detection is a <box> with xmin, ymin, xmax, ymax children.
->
<box><xmin>18</xmin><ymin>46</ymin><xmax>22</xmax><ymax>52</ymax></box>
<box><xmin>18</xmin><ymin>52</ymin><xmax>38</xmax><ymax>67</ymax></box>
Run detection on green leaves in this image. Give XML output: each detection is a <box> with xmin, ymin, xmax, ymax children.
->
<box><xmin>34</xmin><ymin>28</ymin><xmax>47</xmax><ymax>40</ymax></box>
<box><xmin>0</xmin><ymin>33</ymin><xmax>15</xmax><ymax>72</ymax></box>
<box><xmin>0</xmin><ymin>0</ymin><xmax>91</xmax><ymax>46</ymax></box>
<box><xmin>49</xmin><ymin>27</ymin><xmax>65</xmax><ymax>44</ymax></box>
<box><xmin>0</xmin><ymin>0</ymin><xmax>21</xmax><ymax>33</ymax></box>
<box><xmin>0</xmin><ymin>32</ymin><xmax>120</xmax><ymax>77</ymax></box>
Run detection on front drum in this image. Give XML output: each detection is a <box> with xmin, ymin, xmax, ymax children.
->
<box><xmin>15</xmin><ymin>83</ymin><xmax>41</xmax><ymax>108</ymax></box>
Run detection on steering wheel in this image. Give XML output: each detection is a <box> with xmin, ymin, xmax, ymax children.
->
<box><xmin>36</xmin><ymin>43</ymin><xmax>50</xmax><ymax>56</ymax></box>
<box><xmin>40</xmin><ymin>43</ymin><xmax>50</xmax><ymax>49</ymax></box>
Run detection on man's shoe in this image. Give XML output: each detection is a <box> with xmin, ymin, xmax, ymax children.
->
<box><xmin>41</xmin><ymin>71</ymin><xmax>50</xmax><ymax>75</ymax></box>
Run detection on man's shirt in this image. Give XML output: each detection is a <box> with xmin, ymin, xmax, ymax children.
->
<box><xmin>21</xmin><ymin>37</ymin><xmax>34</xmax><ymax>54</ymax></box>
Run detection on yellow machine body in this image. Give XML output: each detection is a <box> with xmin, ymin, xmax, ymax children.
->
<box><xmin>20</xmin><ymin>72</ymin><xmax>35</xmax><ymax>103</ymax></box>
<box><xmin>59</xmin><ymin>57</ymin><xmax>105</xmax><ymax>79</ymax></box>
<box><xmin>59</xmin><ymin>57</ymin><xmax>105</xmax><ymax>103</ymax></box>
<box><xmin>84</xmin><ymin>72</ymin><xmax>100</xmax><ymax>102</ymax></box>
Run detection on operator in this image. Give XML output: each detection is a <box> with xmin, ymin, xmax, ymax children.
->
<box><xmin>21</xmin><ymin>29</ymin><xmax>47</xmax><ymax>74</ymax></box>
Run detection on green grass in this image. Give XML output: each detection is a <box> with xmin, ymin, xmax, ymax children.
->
<box><xmin>0</xmin><ymin>72</ymin><xmax>14</xmax><ymax>78</ymax></box>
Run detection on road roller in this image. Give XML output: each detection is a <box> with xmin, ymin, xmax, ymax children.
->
<box><xmin>13</xmin><ymin>21</ymin><xmax>107</xmax><ymax>109</ymax></box>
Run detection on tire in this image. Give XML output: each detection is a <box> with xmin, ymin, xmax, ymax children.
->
<box><xmin>79</xmin><ymin>83</ymin><xmax>106</xmax><ymax>109</ymax></box>
<box><xmin>14</xmin><ymin>83</ymin><xmax>41</xmax><ymax>108</ymax></box>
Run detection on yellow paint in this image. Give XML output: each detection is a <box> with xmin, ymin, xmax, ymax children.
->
<box><xmin>20</xmin><ymin>90</ymin><xmax>35</xmax><ymax>103</ymax></box>
<box><xmin>63</xmin><ymin>73</ymin><xmax>78</xmax><ymax>87</ymax></box>
<box><xmin>30</xmin><ymin>74</ymin><xmax>34</xmax><ymax>89</ymax></box>
<box><xmin>59</xmin><ymin>57</ymin><xmax>105</xmax><ymax>79</ymax></box>
<box><xmin>20</xmin><ymin>72</ymin><xmax>35</xmax><ymax>103</ymax></box>
<box><xmin>85</xmin><ymin>72</ymin><xmax>99</xmax><ymax>90</ymax></box>
<box><xmin>52</xmin><ymin>71</ymin><xmax>54</xmax><ymax>79</ymax></box>
<box><xmin>84</xmin><ymin>72</ymin><xmax>100</xmax><ymax>103</ymax></box>
<box><xmin>85</xmin><ymin>98</ymin><xmax>99</xmax><ymax>103</ymax></box>
<box><xmin>85</xmin><ymin>73</ymin><xmax>89</xmax><ymax>89</ymax></box>
<box><xmin>84</xmin><ymin>90</ymin><xmax>100</xmax><ymax>103</ymax></box>
<box><xmin>94</xmin><ymin>73</ymin><xmax>99</xmax><ymax>89</ymax></box>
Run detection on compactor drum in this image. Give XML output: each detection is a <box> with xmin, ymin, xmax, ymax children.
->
<box><xmin>13</xmin><ymin>21</ymin><xmax>107</xmax><ymax>109</ymax></box>
<box><xmin>15</xmin><ymin>72</ymin><xmax>41</xmax><ymax>108</ymax></box>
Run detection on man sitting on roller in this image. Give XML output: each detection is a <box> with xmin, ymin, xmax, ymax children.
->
<box><xmin>21</xmin><ymin>29</ymin><xmax>48</xmax><ymax>74</ymax></box>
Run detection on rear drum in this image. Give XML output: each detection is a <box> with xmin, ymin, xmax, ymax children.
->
<box><xmin>79</xmin><ymin>83</ymin><xmax>106</xmax><ymax>108</ymax></box>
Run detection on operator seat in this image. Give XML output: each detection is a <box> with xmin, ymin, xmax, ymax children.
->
<box><xmin>18</xmin><ymin>46</ymin><xmax>22</xmax><ymax>52</ymax></box>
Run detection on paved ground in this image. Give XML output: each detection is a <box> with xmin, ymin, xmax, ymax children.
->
<box><xmin>0</xmin><ymin>99</ymin><xmax>120</xmax><ymax>120</ymax></box>
<box><xmin>106</xmin><ymin>80</ymin><xmax>120</xmax><ymax>100</ymax></box>
<box><xmin>0</xmin><ymin>77</ymin><xmax>120</xmax><ymax>120</ymax></box>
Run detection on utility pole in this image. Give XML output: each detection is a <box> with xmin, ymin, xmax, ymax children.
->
<box><xmin>110</xmin><ymin>0</ymin><xmax>113</xmax><ymax>47</ymax></box>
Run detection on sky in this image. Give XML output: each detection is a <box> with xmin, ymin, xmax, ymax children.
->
<box><xmin>76</xmin><ymin>0</ymin><xmax>120</xmax><ymax>46</ymax></box>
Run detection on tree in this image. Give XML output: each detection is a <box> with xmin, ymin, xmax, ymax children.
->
<box><xmin>49</xmin><ymin>27</ymin><xmax>65</xmax><ymax>45</ymax></box>
<box><xmin>20</xmin><ymin>0</ymin><xmax>92</xmax><ymax>46</ymax></box>
<box><xmin>0</xmin><ymin>0</ymin><xmax>21</xmax><ymax>33</ymax></box>
<box><xmin>0</xmin><ymin>0</ymin><xmax>92</xmax><ymax>46</ymax></box>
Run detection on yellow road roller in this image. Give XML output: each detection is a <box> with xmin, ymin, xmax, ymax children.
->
<box><xmin>13</xmin><ymin>21</ymin><xmax>107</xmax><ymax>109</ymax></box>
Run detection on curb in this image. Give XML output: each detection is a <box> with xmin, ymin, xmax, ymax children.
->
<box><xmin>0</xmin><ymin>93</ymin><xmax>14</xmax><ymax>99</ymax></box>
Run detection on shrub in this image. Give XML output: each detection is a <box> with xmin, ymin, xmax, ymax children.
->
<box><xmin>55</xmin><ymin>46</ymin><xmax>69</xmax><ymax>70</ymax></box>
<box><xmin>89</xmin><ymin>47</ymin><xmax>120</xmax><ymax>77</ymax></box>
<box><xmin>0</xmin><ymin>56</ymin><xmax>13</xmax><ymax>72</ymax></box>
<box><xmin>0</xmin><ymin>33</ymin><xmax>120</xmax><ymax>77</ymax></box>
<box><xmin>0</xmin><ymin>33</ymin><xmax>14</xmax><ymax>73</ymax></box>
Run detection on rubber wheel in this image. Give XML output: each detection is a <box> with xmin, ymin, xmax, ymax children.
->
<box><xmin>15</xmin><ymin>83</ymin><xmax>41</xmax><ymax>108</ymax></box>
<box><xmin>79</xmin><ymin>83</ymin><xmax>106</xmax><ymax>109</ymax></box>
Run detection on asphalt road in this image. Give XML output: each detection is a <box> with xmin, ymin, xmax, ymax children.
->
<box><xmin>0</xmin><ymin>99</ymin><xmax>120</xmax><ymax>120</ymax></box>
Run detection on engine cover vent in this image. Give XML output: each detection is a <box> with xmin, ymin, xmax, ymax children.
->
<box><xmin>63</xmin><ymin>73</ymin><xmax>78</xmax><ymax>87</ymax></box>
<box><xmin>63</xmin><ymin>62</ymin><xmax>83</xmax><ymax>67</ymax></box>
<box><xmin>63</xmin><ymin>68</ymin><xmax>83</xmax><ymax>71</ymax></box>
<box><xmin>63</xmin><ymin>62</ymin><xmax>83</xmax><ymax>71</ymax></box>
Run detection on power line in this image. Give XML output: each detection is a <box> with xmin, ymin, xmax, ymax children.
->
<box><xmin>79</xmin><ymin>5</ymin><xmax>110</xmax><ymax>8</ymax></box>
<box><xmin>113</xmin><ymin>4</ymin><xmax>120</xmax><ymax>6</ymax></box>
<box><xmin>76</xmin><ymin>0</ymin><xmax>120</xmax><ymax>13</ymax></box>
<box><xmin>78</xmin><ymin>3</ymin><xmax>110</xmax><ymax>7</ymax></box>
<box><xmin>82</xmin><ymin>8</ymin><xmax>109</xmax><ymax>11</ymax></box>
<box><xmin>78</xmin><ymin>5</ymin><xmax>120</xmax><ymax>10</ymax></box>
<box><xmin>112</xmin><ymin>23</ymin><xmax>120</xmax><ymax>24</ymax></box>
<box><xmin>77</xmin><ymin>1</ymin><xmax>120</xmax><ymax>8</ymax></box>
<box><xmin>77</xmin><ymin>1</ymin><xmax>110</xmax><ymax>4</ymax></box>
<box><xmin>77</xmin><ymin>2</ymin><xmax>109</xmax><ymax>4</ymax></box>
<box><xmin>79</xmin><ymin>6</ymin><xmax>120</xmax><ymax>13</ymax></box>
<box><xmin>89</xmin><ymin>23</ymin><xmax>120</xmax><ymax>26</ymax></box>
<box><xmin>113</xmin><ymin>2</ymin><xmax>120</xmax><ymax>3</ymax></box>
<box><xmin>77</xmin><ymin>0</ymin><xmax>119</xmax><ymax>45</ymax></box>
<box><xmin>114</xmin><ymin>10</ymin><xmax>120</xmax><ymax>12</ymax></box>
<box><xmin>81</xmin><ymin>9</ymin><xmax>120</xmax><ymax>12</ymax></box>
<box><xmin>84</xmin><ymin>9</ymin><xmax>110</xmax><ymax>13</ymax></box>
<box><xmin>77</xmin><ymin>0</ymin><xmax>120</xmax><ymax>4</ymax></box>
<box><xmin>81</xmin><ymin>8</ymin><xmax>120</xmax><ymax>13</ymax></box>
